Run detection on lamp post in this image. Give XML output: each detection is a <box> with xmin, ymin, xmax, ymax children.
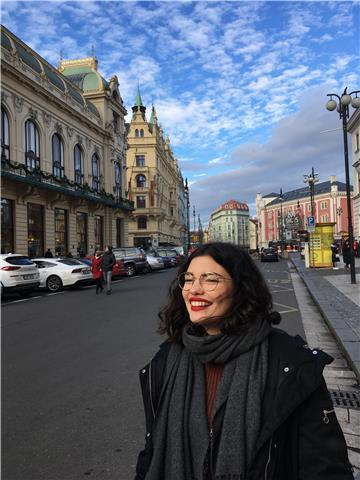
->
<box><xmin>279</xmin><ymin>188</ymin><xmax>284</xmax><ymax>249</ymax></box>
<box><xmin>337</xmin><ymin>207</ymin><xmax>343</xmax><ymax>236</ymax></box>
<box><xmin>303</xmin><ymin>167</ymin><xmax>319</xmax><ymax>218</ymax></box>
<box><xmin>326</xmin><ymin>87</ymin><xmax>360</xmax><ymax>284</ymax></box>
<box><xmin>184</xmin><ymin>178</ymin><xmax>191</xmax><ymax>251</ymax></box>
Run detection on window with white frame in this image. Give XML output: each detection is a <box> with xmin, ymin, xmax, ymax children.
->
<box><xmin>320</xmin><ymin>201</ymin><xmax>327</xmax><ymax>209</ymax></box>
<box><xmin>25</xmin><ymin>119</ymin><xmax>40</xmax><ymax>169</ymax></box>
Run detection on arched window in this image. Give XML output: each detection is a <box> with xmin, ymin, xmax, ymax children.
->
<box><xmin>135</xmin><ymin>129</ymin><xmax>139</xmax><ymax>137</ymax></box>
<box><xmin>1</xmin><ymin>106</ymin><xmax>10</xmax><ymax>161</ymax></box>
<box><xmin>136</xmin><ymin>174</ymin><xmax>146</xmax><ymax>188</ymax></box>
<box><xmin>52</xmin><ymin>133</ymin><xmax>64</xmax><ymax>178</ymax></box>
<box><xmin>74</xmin><ymin>144</ymin><xmax>83</xmax><ymax>184</ymax></box>
<box><xmin>113</xmin><ymin>163</ymin><xmax>121</xmax><ymax>199</ymax></box>
<box><xmin>138</xmin><ymin>216</ymin><xmax>147</xmax><ymax>229</ymax></box>
<box><xmin>140</xmin><ymin>129</ymin><xmax>144</xmax><ymax>137</ymax></box>
<box><xmin>25</xmin><ymin>119</ymin><xmax>40</xmax><ymax>169</ymax></box>
<box><xmin>92</xmin><ymin>153</ymin><xmax>100</xmax><ymax>191</ymax></box>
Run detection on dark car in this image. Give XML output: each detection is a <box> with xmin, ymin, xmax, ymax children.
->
<box><xmin>260</xmin><ymin>248</ymin><xmax>279</xmax><ymax>262</ymax></box>
<box><xmin>112</xmin><ymin>247</ymin><xmax>149</xmax><ymax>276</ymax></box>
<box><xmin>156</xmin><ymin>249</ymin><xmax>179</xmax><ymax>266</ymax></box>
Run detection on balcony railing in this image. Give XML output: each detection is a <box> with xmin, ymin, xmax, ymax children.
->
<box><xmin>1</xmin><ymin>157</ymin><xmax>134</xmax><ymax>211</ymax></box>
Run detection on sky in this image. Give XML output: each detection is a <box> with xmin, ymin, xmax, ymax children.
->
<box><xmin>1</xmin><ymin>0</ymin><xmax>360</xmax><ymax>224</ymax></box>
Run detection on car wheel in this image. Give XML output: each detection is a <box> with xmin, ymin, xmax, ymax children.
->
<box><xmin>125</xmin><ymin>264</ymin><xmax>136</xmax><ymax>277</ymax></box>
<box><xmin>142</xmin><ymin>265</ymin><xmax>151</xmax><ymax>274</ymax></box>
<box><xmin>46</xmin><ymin>275</ymin><xmax>63</xmax><ymax>292</ymax></box>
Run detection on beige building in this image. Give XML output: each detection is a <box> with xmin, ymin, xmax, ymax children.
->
<box><xmin>348</xmin><ymin>107</ymin><xmax>360</xmax><ymax>240</ymax></box>
<box><xmin>1</xmin><ymin>26</ymin><xmax>132</xmax><ymax>257</ymax></box>
<box><xmin>249</xmin><ymin>218</ymin><xmax>258</xmax><ymax>251</ymax></box>
<box><xmin>125</xmin><ymin>87</ymin><xmax>187</xmax><ymax>248</ymax></box>
<box><xmin>208</xmin><ymin>200</ymin><xmax>250</xmax><ymax>247</ymax></box>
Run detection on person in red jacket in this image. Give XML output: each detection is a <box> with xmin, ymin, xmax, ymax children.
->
<box><xmin>91</xmin><ymin>250</ymin><xmax>103</xmax><ymax>294</ymax></box>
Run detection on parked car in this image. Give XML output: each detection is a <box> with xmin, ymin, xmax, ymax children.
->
<box><xmin>260</xmin><ymin>248</ymin><xmax>279</xmax><ymax>262</ymax></box>
<box><xmin>112</xmin><ymin>247</ymin><xmax>149</xmax><ymax>276</ymax></box>
<box><xmin>156</xmin><ymin>249</ymin><xmax>179</xmax><ymax>266</ymax></box>
<box><xmin>80</xmin><ymin>256</ymin><xmax>126</xmax><ymax>278</ymax></box>
<box><xmin>0</xmin><ymin>254</ymin><xmax>40</xmax><ymax>296</ymax></box>
<box><xmin>146</xmin><ymin>254</ymin><xmax>165</xmax><ymax>271</ymax></box>
<box><xmin>32</xmin><ymin>258</ymin><xmax>92</xmax><ymax>292</ymax></box>
<box><xmin>147</xmin><ymin>250</ymin><xmax>173</xmax><ymax>268</ymax></box>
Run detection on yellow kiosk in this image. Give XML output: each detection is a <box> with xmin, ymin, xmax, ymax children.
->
<box><xmin>309</xmin><ymin>222</ymin><xmax>335</xmax><ymax>268</ymax></box>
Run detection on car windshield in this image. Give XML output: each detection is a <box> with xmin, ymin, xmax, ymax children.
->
<box><xmin>5</xmin><ymin>256</ymin><xmax>34</xmax><ymax>265</ymax></box>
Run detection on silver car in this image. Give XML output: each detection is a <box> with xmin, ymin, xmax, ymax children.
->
<box><xmin>146</xmin><ymin>254</ymin><xmax>165</xmax><ymax>271</ymax></box>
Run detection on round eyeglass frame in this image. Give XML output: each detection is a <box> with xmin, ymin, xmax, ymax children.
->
<box><xmin>177</xmin><ymin>271</ymin><xmax>232</xmax><ymax>292</ymax></box>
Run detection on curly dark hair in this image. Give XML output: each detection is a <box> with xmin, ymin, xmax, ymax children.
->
<box><xmin>158</xmin><ymin>242</ymin><xmax>281</xmax><ymax>342</ymax></box>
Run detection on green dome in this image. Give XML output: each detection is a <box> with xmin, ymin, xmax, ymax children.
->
<box><xmin>60</xmin><ymin>59</ymin><xmax>109</xmax><ymax>92</ymax></box>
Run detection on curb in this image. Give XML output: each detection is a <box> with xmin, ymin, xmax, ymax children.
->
<box><xmin>289</xmin><ymin>255</ymin><xmax>360</xmax><ymax>384</ymax></box>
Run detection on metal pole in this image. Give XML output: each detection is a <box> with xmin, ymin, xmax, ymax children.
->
<box><xmin>342</xmin><ymin>111</ymin><xmax>356</xmax><ymax>284</ymax></box>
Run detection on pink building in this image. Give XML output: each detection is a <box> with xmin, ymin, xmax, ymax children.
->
<box><xmin>256</xmin><ymin>175</ymin><xmax>354</xmax><ymax>248</ymax></box>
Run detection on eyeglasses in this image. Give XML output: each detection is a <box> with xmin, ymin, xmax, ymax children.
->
<box><xmin>178</xmin><ymin>272</ymin><xmax>232</xmax><ymax>292</ymax></box>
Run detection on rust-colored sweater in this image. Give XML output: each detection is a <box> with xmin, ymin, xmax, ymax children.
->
<box><xmin>204</xmin><ymin>363</ymin><xmax>225</xmax><ymax>427</ymax></box>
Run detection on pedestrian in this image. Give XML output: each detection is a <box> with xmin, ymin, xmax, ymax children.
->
<box><xmin>353</xmin><ymin>239</ymin><xmax>359</xmax><ymax>258</ymax></box>
<box><xmin>135</xmin><ymin>242</ymin><xmax>353</xmax><ymax>480</ymax></box>
<box><xmin>102</xmin><ymin>245</ymin><xmax>116</xmax><ymax>295</ymax></box>
<box><xmin>342</xmin><ymin>238</ymin><xmax>351</xmax><ymax>270</ymax></box>
<box><xmin>331</xmin><ymin>240</ymin><xmax>339</xmax><ymax>270</ymax></box>
<box><xmin>44</xmin><ymin>248</ymin><xmax>53</xmax><ymax>258</ymax></box>
<box><xmin>66</xmin><ymin>251</ymin><xmax>73</xmax><ymax>258</ymax></box>
<box><xmin>91</xmin><ymin>250</ymin><xmax>103</xmax><ymax>294</ymax></box>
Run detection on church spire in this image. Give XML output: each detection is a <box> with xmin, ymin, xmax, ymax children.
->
<box><xmin>132</xmin><ymin>83</ymin><xmax>146</xmax><ymax>120</ymax></box>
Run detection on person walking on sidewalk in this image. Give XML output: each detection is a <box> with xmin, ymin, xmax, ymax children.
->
<box><xmin>331</xmin><ymin>240</ymin><xmax>340</xmax><ymax>270</ymax></box>
<box><xmin>342</xmin><ymin>238</ymin><xmax>351</xmax><ymax>270</ymax></box>
<box><xmin>102</xmin><ymin>245</ymin><xmax>116</xmax><ymax>295</ymax></box>
<box><xmin>91</xmin><ymin>250</ymin><xmax>103</xmax><ymax>294</ymax></box>
<box><xmin>135</xmin><ymin>242</ymin><xmax>353</xmax><ymax>480</ymax></box>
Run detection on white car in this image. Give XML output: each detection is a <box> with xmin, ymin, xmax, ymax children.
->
<box><xmin>146</xmin><ymin>254</ymin><xmax>165</xmax><ymax>271</ymax></box>
<box><xmin>0</xmin><ymin>253</ymin><xmax>40</xmax><ymax>295</ymax></box>
<box><xmin>32</xmin><ymin>258</ymin><xmax>92</xmax><ymax>292</ymax></box>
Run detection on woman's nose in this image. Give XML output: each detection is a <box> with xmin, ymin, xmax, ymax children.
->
<box><xmin>189</xmin><ymin>277</ymin><xmax>204</xmax><ymax>294</ymax></box>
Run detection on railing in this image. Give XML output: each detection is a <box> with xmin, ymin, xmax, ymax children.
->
<box><xmin>1</xmin><ymin>157</ymin><xmax>134</xmax><ymax>211</ymax></box>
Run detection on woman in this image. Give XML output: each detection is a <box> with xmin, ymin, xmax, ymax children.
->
<box><xmin>342</xmin><ymin>239</ymin><xmax>351</xmax><ymax>270</ymax></box>
<box><xmin>91</xmin><ymin>250</ymin><xmax>103</xmax><ymax>294</ymax></box>
<box><xmin>135</xmin><ymin>242</ymin><xmax>353</xmax><ymax>480</ymax></box>
<box><xmin>331</xmin><ymin>241</ymin><xmax>339</xmax><ymax>270</ymax></box>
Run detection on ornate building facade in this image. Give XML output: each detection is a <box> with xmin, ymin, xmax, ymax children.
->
<box><xmin>125</xmin><ymin>87</ymin><xmax>187</xmax><ymax>248</ymax></box>
<box><xmin>348</xmin><ymin>107</ymin><xmax>360</xmax><ymax>240</ymax></box>
<box><xmin>1</xmin><ymin>26</ymin><xmax>132</xmax><ymax>257</ymax></box>
<box><xmin>208</xmin><ymin>200</ymin><xmax>250</xmax><ymax>247</ymax></box>
<box><xmin>256</xmin><ymin>176</ymin><xmax>353</xmax><ymax>248</ymax></box>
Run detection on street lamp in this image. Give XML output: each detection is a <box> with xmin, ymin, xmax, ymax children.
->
<box><xmin>279</xmin><ymin>188</ymin><xmax>284</xmax><ymax>248</ymax></box>
<box><xmin>326</xmin><ymin>87</ymin><xmax>360</xmax><ymax>284</ymax></box>
<box><xmin>303</xmin><ymin>167</ymin><xmax>319</xmax><ymax>218</ymax></box>
<box><xmin>337</xmin><ymin>207</ymin><xmax>343</xmax><ymax>235</ymax></box>
<box><xmin>184</xmin><ymin>178</ymin><xmax>191</xmax><ymax>251</ymax></box>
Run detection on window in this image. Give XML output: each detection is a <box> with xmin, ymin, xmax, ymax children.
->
<box><xmin>92</xmin><ymin>153</ymin><xmax>100</xmax><ymax>191</ymax></box>
<box><xmin>135</xmin><ymin>129</ymin><xmax>139</xmax><ymax>137</ymax></box>
<box><xmin>76</xmin><ymin>212</ymin><xmax>87</xmax><ymax>256</ymax></box>
<box><xmin>114</xmin><ymin>163</ymin><xmax>121</xmax><ymax>198</ymax></box>
<box><xmin>170</xmin><ymin>207</ymin><xmax>174</xmax><ymax>216</ymax></box>
<box><xmin>54</xmin><ymin>208</ymin><xmax>68</xmax><ymax>256</ymax></box>
<box><xmin>113</xmin><ymin>111</ymin><xmax>119</xmax><ymax>133</ymax></box>
<box><xmin>321</xmin><ymin>215</ymin><xmax>327</xmax><ymax>222</ymax></box>
<box><xmin>74</xmin><ymin>144</ymin><xmax>83</xmax><ymax>185</ymax></box>
<box><xmin>307</xmin><ymin>204</ymin><xmax>311</xmax><ymax>212</ymax></box>
<box><xmin>94</xmin><ymin>215</ymin><xmax>103</xmax><ymax>250</ymax></box>
<box><xmin>1</xmin><ymin>198</ymin><xmax>14</xmax><ymax>253</ymax></box>
<box><xmin>52</xmin><ymin>133</ymin><xmax>64</xmax><ymax>178</ymax></box>
<box><xmin>25</xmin><ymin>119</ymin><xmax>40</xmax><ymax>169</ymax></box>
<box><xmin>138</xmin><ymin>216</ymin><xmax>147</xmax><ymax>229</ymax></box>
<box><xmin>136</xmin><ymin>174</ymin><xmax>146</xmax><ymax>188</ymax></box>
<box><xmin>136</xmin><ymin>155</ymin><xmax>145</xmax><ymax>167</ymax></box>
<box><xmin>140</xmin><ymin>129</ymin><xmax>144</xmax><ymax>137</ymax></box>
<box><xmin>136</xmin><ymin>195</ymin><xmax>146</xmax><ymax>208</ymax></box>
<box><xmin>320</xmin><ymin>201</ymin><xmax>327</xmax><ymax>209</ymax></box>
<box><xmin>356</xmin><ymin>132</ymin><xmax>359</xmax><ymax>152</ymax></box>
<box><xmin>1</xmin><ymin>106</ymin><xmax>10</xmax><ymax>160</ymax></box>
<box><xmin>28</xmin><ymin>203</ymin><xmax>44</xmax><ymax>258</ymax></box>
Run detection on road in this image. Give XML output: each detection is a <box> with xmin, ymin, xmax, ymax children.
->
<box><xmin>2</xmin><ymin>259</ymin><xmax>305</xmax><ymax>480</ymax></box>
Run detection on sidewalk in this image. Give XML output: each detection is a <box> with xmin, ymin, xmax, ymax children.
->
<box><xmin>290</xmin><ymin>253</ymin><xmax>360</xmax><ymax>381</ymax></box>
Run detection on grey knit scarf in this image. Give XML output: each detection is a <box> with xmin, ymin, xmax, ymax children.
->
<box><xmin>145</xmin><ymin>318</ymin><xmax>270</xmax><ymax>480</ymax></box>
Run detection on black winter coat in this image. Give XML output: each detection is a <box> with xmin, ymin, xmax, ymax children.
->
<box><xmin>135</xmin><ymin>328</ymin><xmax>353</xmax><ymax>480</ymax></box>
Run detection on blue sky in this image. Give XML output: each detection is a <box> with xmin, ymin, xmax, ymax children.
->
<box><xmin>2</xmin><ymin>0</ymin><xmax>359</xmax><ymax>222</ymax></box>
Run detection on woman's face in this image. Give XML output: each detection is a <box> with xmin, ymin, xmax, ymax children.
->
<box><xmin>181</xmin><ymin>255</ymin><xmax>234</xmax><ymax>335</ymax></box>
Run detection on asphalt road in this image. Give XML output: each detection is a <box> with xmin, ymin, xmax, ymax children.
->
<box><xmin>2</xmin><ymin>258</ymin><xmax>305</xmax><ymax>480</ymax></box>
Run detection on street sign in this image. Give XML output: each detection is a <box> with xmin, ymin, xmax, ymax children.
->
<box><xmin>307</xmin><ymin>216</ymin><xmax>316</xmax><ymax>228</ymax></box>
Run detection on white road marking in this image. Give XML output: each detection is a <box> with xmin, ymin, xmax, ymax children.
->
<box><xmin>273</xmin><ymin>301</ymin><xmax>299</xmax><ymax>314</ymax></box>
